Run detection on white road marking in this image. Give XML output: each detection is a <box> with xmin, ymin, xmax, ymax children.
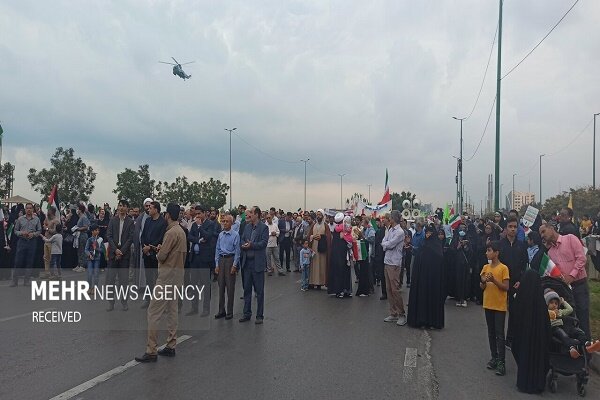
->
<box><xmin>404</xmin><ymin>347</ymin><xmax>418</xmax><ymax>368</ymax></box>
<box><xmin>48</xmin><ymin>334</ymin><xmax>192</xmax><ymax>400</ymax></box>
<box><xmin>0</xmin><ymin>308</ymin><xmax>56</xmax><ymax>322</ymax></box>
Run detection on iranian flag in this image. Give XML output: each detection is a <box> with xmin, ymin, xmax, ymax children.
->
<box><xmin>448</xmin><ymin>213</ymin><xmax>462</xmax><ymax>230</ymax></box>
<box><xmin>47</xmin><ymin>185</ymin><xmax>60</xmax><ymax>214</ymax></box>
<box><xmin>378</xmin><ymin>168</ymin><xmax>391</xmax><ymax>205</ymax></box>
<box><xmin>539</xmin><ymin>253</ymin><xmax>562</xmax><ymax>278</ymax></box>
<box><xmin>353</xmin><ymin>240</ymin><xmax>369</xmax><ymax>261</ymax></box>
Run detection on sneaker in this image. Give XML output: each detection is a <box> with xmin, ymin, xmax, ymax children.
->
<box><xmin>455</xmin><ymin>302</ymin><xmax>462</xmax><ymax>307</ymax></box>
<box><xmin>72</xmin><ymin>267</ymin><xmax>79</xmax><ymax>271</ymax></box>
<box><xmin>460</xmin><ymin>301</ymin><xmax>468</xmax><ymax>308</ymax></box>
<box><xmin>495</xmin><ymin>360</ymin><xmax>506</xmax><ymax>376</ymax></box>
<box><xmin>396</xmin><ymin>315</ymin><xmax>407</xmax><ymax>326</ymax></box>
<box><xmin>384</xmin><ymin>315</ymin><xmax>399</xmax><ymax>323</ymax></box>
<box><xmin>486</xmin><ymin>358</ymin><xmax>498</xmax><ymax>370</ymax></box>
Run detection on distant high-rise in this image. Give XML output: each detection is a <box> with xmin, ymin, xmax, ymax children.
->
<box><xmin>507</xmin><ymin>191</ymin><xmax>536</xmax><ymax>211</ymax></box>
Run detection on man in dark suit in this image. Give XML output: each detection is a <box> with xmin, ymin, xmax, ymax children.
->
<box><xmin>239</xmin><ymin>206</ymin><xmax>268</xmax><ymax>324</ymax></box>
<box><xmin>106</xmin><ymin>199</ymin><xmax>135</xmax><ymax>311</ymax></box>
<box><xmin>278</xmin><ymin>212</ymin><xmax>293</xmax><ymax>272</ymax></box>
<box><xmin>186</xmin><ymin>205</ymin><xmax>217</xmax><ymax>316</ymax></box>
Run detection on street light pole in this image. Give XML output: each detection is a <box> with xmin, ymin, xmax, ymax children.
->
<box><xmin>367</xmin><ymin>184</ymin><xmax>372</xmax><ymax>203</ymax></box>
<box><xmin>512</xmin><ymin>173</ymin><xmax>516</xmax><ymax>210</ymax></box>
<box><xmin>494</xmin><ymin>0</ymin><xmax>503</xmax><ymax>211</ymax></box>
<box><xmin>539</xmin><ymin>154</ymin><xmax>545</xmax><ymax>205</ymax></box>
<box><xmin>224</xmin><ymin>128</ymin><xmax>236</xmax><ymax>210</ymax></box>
<box><xmin>300</xmin><ymin>158</ymin><xmax>310</xmax><ymax>211</ymax></box>
<box><xmin>453</xmin><ymin>117</ymin><xmax>465</xmax><ymax>214</ymax></box>
<box><xmin>594</xmin><ymin>113</ymin><xmax>600</xmax><ymax>189</ymax></box>
<box><xmin>338</xmin><ymin>174</ymin><xmax>346</xmax><ymax>209</ymax></box>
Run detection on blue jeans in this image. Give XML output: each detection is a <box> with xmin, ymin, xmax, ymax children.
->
<box><xmin>301</xmin><ymin>264</ymin><xmax>310</xmax><ymax>289</ymax></box>
<box><xmin>87</xmin><ymin>259</ymin><xmax>100</xmax><ymax>287</ymax></box>
<box><xmin>51</xmin><ymin>254</ymin><xmax>62</xmax><ymax>276</ymax></box>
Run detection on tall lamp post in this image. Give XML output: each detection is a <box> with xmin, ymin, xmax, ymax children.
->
<box><xmin>539</xmin><ymin>154</ymin><xmax>545</xmax><ymax>205</ymax></box>
<box><xmin>338</xmin><ymin>174</ymin><xmax>346</xmax><ymax>209</ymax></box>
<box><xmin>512</xmin><ymin>173</ymin><xmax>516</xmax><ymax>211</ymax></box>
<box><xmin>367</xmin><ymin>184</ymin><xmax>372</xmax><ymax>203</ymax></box>
<box><xmin>225</xmin><ymin>128</ymin><xmax>236</xmax><ymax>210</ymax></box>
<box><xmin>300</xmin><ymin>158</ymin><xmax>310</xmax><ymax>211</ymax></box>
<box><xmin>453</xmin><ymin>117</ymin><xmax>465</xmax><ymax>214</ymax></box>
<box><xmin>594</xmin><ymin>113</ymin><xmax>600</xmax><ymax>189</ymax></box>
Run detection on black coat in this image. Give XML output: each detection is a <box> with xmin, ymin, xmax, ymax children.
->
<box><xmin>106</xmin><ymin>215</ymin><xmax>134</xmax><ymax>260</ymax></box>
<box><xmin>188</xmin><ymin>219</ymin><xmax>218</xmax><ymax>266</ymax></box>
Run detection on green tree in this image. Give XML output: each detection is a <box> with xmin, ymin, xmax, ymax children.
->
<box><xmin>198</xmin><ymin>178</ymin><xmax>229</xmax><ymax>210</ymax></box>
<box><xmin>541</xmin><ymin>186</ymin><xmax>600</xmax><ymax>220</ymax></box>
<box><xmin>155</xmin><ymin>176</ymin><xmax>229</xmax><ymax>209</ymax></box>
<box><xmin>113</xmin><ymin>164</ymin><xmax>155</xmax><ymax>207</ymax></box>
<box><xmin>28</xmin><ymin>147</ymin><xmax>96</xmax><ymax>204</ymax></box>
<box><xmin>155</xmin><ymin>176</ymin><xmax>192</xmax><ymax>206</ymax></box>
<box><xmin>391</xmin><ymin>191</ymin><xmax>416</xmax><ymax>210</ymax></box>
<box><xmin>0</xmin><ymin>162</ymin><xmax>15</xmax><ymax>199</ymax></box>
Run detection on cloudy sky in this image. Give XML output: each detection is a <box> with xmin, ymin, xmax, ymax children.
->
<box><xmin>1</xmin><ymin>0</ymin><xmax>598</xmax><ymax>211</ymax></box>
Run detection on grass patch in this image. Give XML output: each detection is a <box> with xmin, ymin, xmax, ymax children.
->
<box><xmin>590</xmin><ymin>279</ymin><xmax>600</xmax><ymax>339</ymax></box>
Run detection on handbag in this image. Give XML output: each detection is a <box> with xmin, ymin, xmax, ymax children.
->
<box><xmin>317</xmin><ymin>235</ymin><xmax>328</xmax><ymax>253</ymax></box>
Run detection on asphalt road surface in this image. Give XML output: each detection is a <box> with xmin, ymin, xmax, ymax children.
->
<box><xmin>0</xmin><ymin>269</ymin><xmax>597</xmax><ymax>400</ymax></box>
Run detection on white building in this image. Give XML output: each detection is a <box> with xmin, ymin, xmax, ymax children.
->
<box><xmin>508</xmin><ymin>191</ymin><xmax>536</xmax><ymax>211</ymax></box>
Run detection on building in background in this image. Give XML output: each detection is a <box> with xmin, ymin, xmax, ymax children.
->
<box><xmin>507</xmin><ymin>191</ymin><xmax>535</xmax><ymax>211</ymax></box>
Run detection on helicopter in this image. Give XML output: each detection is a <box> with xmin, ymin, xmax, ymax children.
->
<box><xmin>159</xmin><ymin>57</ymin><xmax>194</xmax><ymax>80</ymax></box>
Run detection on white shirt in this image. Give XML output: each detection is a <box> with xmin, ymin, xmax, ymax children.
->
<box><xmin>267</xmin><ymin>222</ymin><xmax>279</xmax><ymax>247</ymax></box>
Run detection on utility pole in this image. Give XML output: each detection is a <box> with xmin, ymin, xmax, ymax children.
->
<box><xmin>494</xmin><ymin>0</ymin><xmax>503</xmax><ymax>210</ymax></box>
<box><xmin>338</xmin><ymin>174</ymin><xmax>346</xmax><ymax>209</ymax></box>
<box><xmin>539</xmin><ymin>154</ymin><xmax>545</xmax><ymax>205</ymax></box>
<box><xmin>367</xmin><ymin>184</ymin><xmax>372</xmax><ymax>203</ymax></box>
<box><xmin>453</xmin><ymin>117</ymin><xmax>465</xmax><ymax>214</ymax></box>
<box><xmin>224</xmin><ymin>128</ymin><xmax>236</xmax><ymax>210</ymax></box>
<box><xmin>300</xmin><ymin>158</ymin><xmax>310</xmax><ymax>211</ymax></box>
<box><xmin>512</xmin><ymin>173</ymin><xmax>516</xmax><ymax>211</ymax></box>
<box><xmin>594</xmin><ymin>113</ymin><xmax>600</xmax><ymax>188</ymax></box>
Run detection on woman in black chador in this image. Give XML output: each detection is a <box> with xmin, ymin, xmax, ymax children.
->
<box><xmin>407</xmin><ymin>224</ymin><xmax>445</xmax><ymax>329</ymax></box>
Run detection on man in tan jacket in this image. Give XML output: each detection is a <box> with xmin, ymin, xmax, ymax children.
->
<box><xmin>136</xmin><ymin>203</ymin><xmax>187</xmax><ymax>363</ymax></box>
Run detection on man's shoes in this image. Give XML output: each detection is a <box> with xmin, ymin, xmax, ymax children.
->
<box><xmin>214</xmin><ymin>312</ymin><xmax>226</xmax><ymax>319</ymax></box>
<box><xmin>9</xmin><ymin>281</ymin><xmax>17</xmax><ymax>287</ymax></box>
<box><xmin>278</xmin><ymin>272</ymin><xmax>286</xmax><ymax>276</ymax></box>
<box><xmin>255</xmin><ymin>318</ymin><xmax>264</xmax><ymax>325</ymax></box>
<box><xmin>141</xmin><ymin>301</ymin><xmax>150</xmax><ymax>309</ymax></box>
<box><xmin>267</xmin><ymin>272</ymin><xmax>273</xmax><ymax>276</ymax></box>
<box><xmin>486</xmin><ymin>358</ymin><xmax>498</xmax><ymax>370</ymax></box>
<box><xmin>122</xmin><ymin>303</ymin><xmax>129</xmax><ymax>311</ymax></box>
<box><xmin>384</xmin><ymin>315</ymin><xmax>399</xmax><ymax>323</ymax></box>
<box><xmin>396</xmin><ymin>315</ymin><xmax>407</xmax><ymax>326</ymax></box>
<box><xmin>495</xmin><ymin>360</ymin><xmax>506</xmax><ymax>376</ymax></box>
<box><xmin>135</xmin><ymin>353</ymin><xmax>157</xmax><ymax>363</ymax></box>
<box><xmin>158</xmin><ymin>347</ymin><xmax>176</xmax><ymax>357</ymax></box>
<box><xmin>185</xmin><ymin>309</ymin><xmax>198</xmax><ymax>316</ymax></box>
<box><xmin>106</xmin><ymin>304</ymin><xmax>114</xmax><ymax>312</ymax></box>
<box><xmin>225</xmin><ymin>314</ymin><xmax>233</xmax><ymax>320</ymax></box>
<box><xmin>239</xmin><ymin>296</ymin><xmax>244</xmax><ymax>300</ymax></box>
<box><xmin>380</xmin><ymin>295</ymin><xmax>387</xmax><ymax>300</ymax></box>
<box><xmin>239</xmin><ymin>316</ymin><xmax>251</xmax><ymax>323</ymax></box>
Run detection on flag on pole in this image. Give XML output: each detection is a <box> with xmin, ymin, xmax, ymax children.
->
<box><xmin>378</xmin><ymin>168</ymin><xmax>391</xmax><ymax>205</ymax></box>
<box><xmin>353</xmin><ymin>240</ymin><xmax>369</xmax><ymax>261</ymax></box>
<box><xmin>567</xmin><ymin>194</ymin><xmax>573</xmax><ymax>215</ymax></box>
<box><xmin>538</xmin><ymin>253</ymin><xmax>561</xmax><ymax>278</ymax></box>
<box><xmin>47</xmin><ymin>185</ymin><xmax>60</xmax><ymax>215</ymax></box>
<box><xmin>448</xmin><ymin>214</ymin><xmax>462</xmax><ymax>230</ymax></box>
<box><xmin>443</xmin><ymin>204</ymin><xmax>451</xmax><ymax>224</ymax></box>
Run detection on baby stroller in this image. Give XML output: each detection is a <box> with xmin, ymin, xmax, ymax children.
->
<box><xmin>541</xmin><ymin>276</ymin><xmax>589</xmax><ymax>397</ymax></box>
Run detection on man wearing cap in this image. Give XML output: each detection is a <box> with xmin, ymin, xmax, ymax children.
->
<box><xmin>307</xmin><ymin>209</ymin><xmax>331</xmax><ymax>289</ymax></box>
<box><xmin>135</xmin><ymin>203</ymin><xmax>187</xmax><ymax>363</ymax></box>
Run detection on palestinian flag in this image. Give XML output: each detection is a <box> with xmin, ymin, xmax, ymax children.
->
<box><xmin>378</xmin><ymin>168</ymin><xmax>391</xmax><ymax>205</ymax></box>
<box><xmin>353</xmin><ymin>240</ymin><xmax>369</xmax><ymax>261</ymax></box>
<box><xmin>539</xmin><ymin>253</ymin><xmax>562</xmax><ymax>278</ymax></box>
<box><xmin>448</xmin><ymin>213</ymin><xmax>462</xmax><ymax>230</ymax></box>
<box><xmin>47</xmin><ymin>185</ymin><xmax>60</xmax><ymax>214</ymax></box>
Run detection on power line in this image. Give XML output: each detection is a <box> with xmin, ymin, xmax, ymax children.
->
<box><xmin>501</xmin><ymin>0</ymin><xmax>580</xmax><ymax>80</ymax></box>
<box><xmin>233</xmin><ymin>132</ymin><xmax>301</xmax><ymax>164</ymax></box>
<box><xmin>547</xmin><ymin>117</ymin><xmax>593</xmax><ymax>157</ymax></box>
<box><xmin>464</xmin><ymin>96</ymin><xmax>496</xmax><ymax>162</ymax></box>
<box><xmin>462</xmin><ymin>22</ymin><xmax>498</xmax><ymax>120</ymax></box>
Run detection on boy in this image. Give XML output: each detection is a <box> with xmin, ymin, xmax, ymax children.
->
<box><xmin>480</xmin><ymin>241</ymin><xmax>510</xmax><ymax>376</ymax></box>
<box><xmin>43</xmin><ymin>224</ymin><xmax>63</xmax><ymax>280</ymax></box>
<box><xmin>545</xmin><ymin>289</ymin><xmax>600</xmax><ymax>358</ymax></box>
<box><xmin>85</xmin><ymin>224</ymin><xmax>104</xmax><ymax>295</ymax></box>
<box><xmin>299</xmin><ymin>240</ymin><xmax>313</xmax><ymax>291</ymax></box>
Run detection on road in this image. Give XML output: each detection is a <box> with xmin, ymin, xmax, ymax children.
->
<box><xmin>0</xmin><ymin>269</ymin><xmax>597</xmax><ymax>400</ymax></box>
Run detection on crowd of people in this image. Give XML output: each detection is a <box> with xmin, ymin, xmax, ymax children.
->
<box><xmin>1</xmin><ymin>198</ymin><xmax>600</xmax><ymax>393</ymax></box>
